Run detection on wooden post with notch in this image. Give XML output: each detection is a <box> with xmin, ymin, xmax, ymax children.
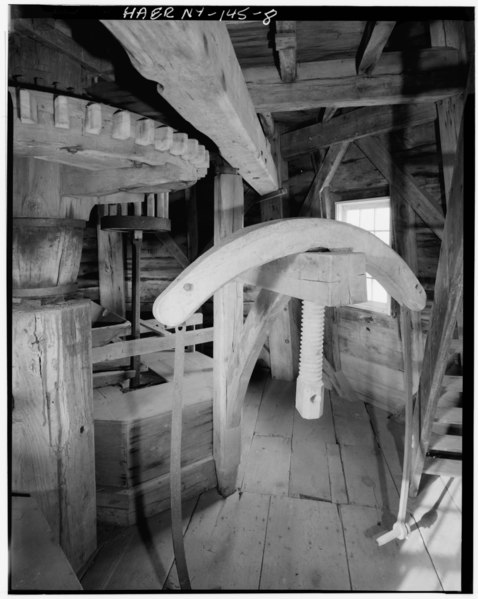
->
<box><xmin>260</xmin><ymin>123</ymin><xmax>299</xmax><ymax>381</ymax></box>
<box><xmin>213</xmin><ymin>164</ymin><xmax>244</xmax><ymax>496</ymax></box>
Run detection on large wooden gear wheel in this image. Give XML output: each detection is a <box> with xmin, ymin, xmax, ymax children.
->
<box><xmin>10</xmin><ymin>87</ymin><xmax>210</xmax><ymax>196</ymax></box>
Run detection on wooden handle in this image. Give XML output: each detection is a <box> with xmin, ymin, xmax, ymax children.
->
<box><xmin>153</xmin><ymin>218</ymin><xmax>427</xmax><ymax>327</ymax></box>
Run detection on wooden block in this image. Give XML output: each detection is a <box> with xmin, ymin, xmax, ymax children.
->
<box><xmin>112</xmin><ymin>110</ymin><xmax>131</xmax><ymax>140</ymax></box>
<box><xmin>85</xmin><ymin>103</ymin><xmax>102</xmax><ymax>134</ymax></box>
<box><xmin>165</xmin><ymin>490</ymin><xmax>269</xmax><ymax>590</ymax></box>
<box><xmin>242</xmin><ymin>251</ymin><xmax>367</xmax><ymax>305</ymax></box>
<box><xmin>135</xmin><ymin>118</ymin><xmax>155</xmax><ymax>146</ymax></box>
<box><xmin>11</xmin><ymin>496</ymin><xmax>83</xmax><ymax>591</ymax></box>
<box><xmin>260</xmin><ymin>496</ymin><xmax>349</xmax><ymax>590</ymax></box>
<box><xmin>242</xmin><ymin>435</ymin><xmax>291</xmax><ymax>496</ymax></box>
<box><xmin>170</xmin><ymin>132</ymin><xmax>188</xmax><ymax>155</ymax></box>
<box><xmin>154</xmin><ymin>126</ymin><xmax>173</xmax><ymax>151</ymax></box>
<box><xmin>340</xmin><ymin>504</ymin><xmax>442</xmax><ymax>590</ymax></box>
<box><xmin>54</xmin><ymin>94</ymin><xmax>69</xmax><ymax>129</ymax></box>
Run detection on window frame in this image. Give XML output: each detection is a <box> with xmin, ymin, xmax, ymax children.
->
<box><xmin>335</xmin><ymin>196</ymin><xmax>391</xmax><ymax>315</ymax></box>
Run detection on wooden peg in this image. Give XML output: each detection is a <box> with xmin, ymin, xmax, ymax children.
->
<box><xmin>18</xmin><ymin>89</ymin><xmax>37</xmax><ymax>124</ymax></box>
<box><xmin>146</xmin><ymin>193</ymin><xmax>155</xmax><ymax>216</ymax></box>
<box><xmin>170</xmin><ymin>133</ymin><xmax>188</xmax><ymax>156</ymax></box>
<box><xmin>184</xmin><ymin>139</ymin><xmax>199</xmax><ymax>160</ymax></box>
<box><xmin>112</xmin><ymin>110</ymin><xmax>131</xmax><ymax>140</ymax></box>
<box><xmin>155</xmin><ymin>126</ymin><xmax>174</xmax><ymax>151</ymax></box>
<box><xmin>136</xmin><ymin>118</ymin><xmax>155</xmax><ymax>146</ymax></box>
<box><xmin>54</xmin><ymin>95</ymin><xmax>69</xmax><ymax>129</ymax></box>
<box><xmin>85</xmin><ymin>103</ymin><xmax>102</xmax><ymax>134</ymax></box>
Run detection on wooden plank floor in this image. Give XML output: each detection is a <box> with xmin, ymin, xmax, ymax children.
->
<box><xmin>82</xmin><ymin>369</ymin><xmax>462</xmax><ymax>592</ymax></box>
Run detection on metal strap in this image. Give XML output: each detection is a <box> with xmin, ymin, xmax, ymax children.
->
<box><xmin>170</xmin><ymin>324</ymin><xmax>191</xmax><ymax>589</ymax></box>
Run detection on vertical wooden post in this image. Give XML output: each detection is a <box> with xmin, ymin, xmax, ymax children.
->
<box><xmin>430</xmin><ymin>20</ymin><xmax>467</xmax><ymax>207</ymax></box>
<box><xmin>213</xmin><ymin>168</ymin><xmax>244</xmax><ymax>496</ymax></box>
<box><xmin>185</xmin><ymin>187</ymin><xmax>199</xmax><ymax>262</ymax></box>
<box><xmin>12</xmin><ymin>300</ymin><xmax>97</xmax><ymax>572</ymax></box>
<box><xmin>390</xmin><ymin>183</ymin><xmax>424</xmax><ymax>390</ymax></box>
<box><xmin>261</xmin><ymin>123</ymin><xmax>299</xmax><ymax>381</ymax></box>
<box><xmin>97</xmin><ymin>204</ymin><xmax>126</xmax><ymax>317</ymax></box>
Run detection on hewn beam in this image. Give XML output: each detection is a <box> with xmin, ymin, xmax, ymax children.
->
<box><xmin>243</xmin><ymin>48</ymin><xmax>465</xmax><ymax>112</ymax></box>
<box><xmin>356</xmin><ymin>21</ymin><xmax>396</xmax><ymax>75</ymax></box>
<box><xmin>409</xmin><ymin>94</ymin><xmax>465</xmax><ymax>496</ymax></box>
<box><xmin>102</xmin><ymin>21</ymin><xmax>278</xmax><ymax>194</ymax></box>
<box><xmin>430</xmin><ymin>21</ymin><xmax>467</xmax><ymax>206</ymax></box>
<box><xmin>275</xmin><ymin>21</ymin><xmax>297</xmax><ymax>83</ymax></box>
<box><xmin>261</xmin><ymin>124</ymin><xmax>298</xmax><ymax>381</ymax></box>
<box><xmin>355</xmin><ymin>136</ymin><xmax>444</xmax><ymax>240</ymax></box>
<box><xmin>97</xmin><ymin>214</ymin><xmax>126</xmax><ymax>318</ymax></box>
<box><xmin>11</xmin><ymin>15</ymin><xmax>114</xmax><ymax>77</ymax></box>
<box><xmin>281</xmin><ymin>103</ymin><xmax>436</xmax><ymax>159</ymax></box>
<box><xmin>213</xmin><ymin>171</ymin><xmax>244</xmax><ymax>496</ymax></box>
<box><xmin>300</xmin><ymin>143</ymin><xmax>350</xmax><ymax>217</ymax></box>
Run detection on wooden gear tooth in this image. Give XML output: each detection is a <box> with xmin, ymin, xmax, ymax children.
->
<box><xmin>112</xmin><ymin>110</ymin><xmax>131</xmax><ymax>140</ymax></box>
<box><xmin>170</xmin><ymin>132</ymin><xmax>188</xmax><ymax>156</ymax></box>
<box><xmin>19</xmin><ymin>89</ymin><xmax>37</xmax><ymax>124</ymax></box>
<box><xmin>154</xmin><ymin>126</ymin><xmax>174</xmax><ymax>151</ymax></box>
<box><xmin>85</xmin><ymin>103</ymin><xmax>102</xmax><ymax>135</ymax></box>
<box><xmin>54</xmin><ymin>95</ymin><xmax>69</xmax><ymax>129</ymax></box>
<box><xmin>190</xmin><ymin>145</ymin><xmax>205</xmax><ymax>166</ymax></box>
<box><xmin>136</xmin><ymin>118</ymin><xmax>155</xmax><ymax>146</ymax></box>
<box><xmin>184</xmin><ymin>139</ymin><xmax>199</xmax><ymax>160</ymax></box>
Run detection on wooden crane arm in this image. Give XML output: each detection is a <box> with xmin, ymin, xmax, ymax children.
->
<box><xmin>153</xmin><ymin>218</ymin><xmax>426</xmax><ymax>327</ymax></box>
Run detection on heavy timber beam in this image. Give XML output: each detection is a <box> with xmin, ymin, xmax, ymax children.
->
<box><xmin>102</xmin><ymin>21</ymin><xmax>279</xmax><ymax>195</ymax></box>
<box><xmin>356</xmin><ymin>21</ymin><xmax>396</xmax><ymax>75</ymax></box>
<box><xmin>281</xmin><ymin>103</ymin><xmax>437</xmax><ymax>160</ymax></box>
<box><xmin>275</xmin><ymin>21</ymin><xmax>297</xmax><ymax>83</ymax></box>
<box><xmin>243</xmin><ymin>48</ymin><xmax>466</xmax><ymax>112</ymax></box>
<box><xmin>356</xmin><ymin>136</ymin><xmax>444</xmax><ymax>240</ymax></box>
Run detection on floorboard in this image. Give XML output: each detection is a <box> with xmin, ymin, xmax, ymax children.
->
<box><xmin>254</xmin><ymin>379</ymin><xmax>296</xmax><ymax>437</ymax></box>
<box><xmin>340</xmin><ymin>503</ymin><xmax>443</xmax><ymax>591</ymax></box>
<box><xmin>408</xmin><ymin>475</ymin><xmax>462</xmax><ymax>591</ymax></box>
<box><xmin>332</xmin><ymin>396</ymin><xmax>375</xmax><ymax>447</ymax></box>
<box><xmin>166</xmin><ymin>489</ymin><xmax>270</xmax><ymax>590</ymax></box>
<box><xmin>260</xmin><ymin>495</ymin><xmax>350</xmax><ymax>590</ymax></box>
<box><xmin>242</xmin><ymin>434</ymin><xmax>291</xmax><ymax>496</ymax></box>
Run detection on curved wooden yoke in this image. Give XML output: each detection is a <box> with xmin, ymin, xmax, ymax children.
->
<box><xmin>153</xmin><ymin>218</ymin><xmax>426</xmax><ymax>327</ymax></box>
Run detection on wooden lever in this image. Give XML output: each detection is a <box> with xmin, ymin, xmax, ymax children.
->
<box><xmin>153</xmin><ymin>218</ymin><xmax>426</xmax><ymax>327</ymax></box>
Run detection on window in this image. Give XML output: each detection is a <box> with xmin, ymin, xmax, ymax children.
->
<box><xmin>336</xmin><ymin>197</ymin><xmax>391</xmax><ymax>314</ymax></box>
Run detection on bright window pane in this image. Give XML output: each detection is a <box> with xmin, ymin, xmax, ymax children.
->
<box><xmin>335</xmin><ymin>197</ymin><xmax>391</xmax><ymax>313</ymax></box>
<box><xmin>346</xmin><ymin>209</ymin><xmax>360</xmax><ymax>226</ymax></box>
<box><xmin>375</xmin><ymin>207</ymin><xmax>390</xmax><ymax>230</ymax></box>
<box><xmin>359</xmin><ymin>208</ymin><xmax>374</xmax><ymax>230</ymax></box>
<box><xmin>371</xmin><ymin>279</ymin><xmax>388</xmax><ymax>304</ymax></box>
<box><xmin>375</xmin><ymin>231</ymin><xmax>390</xmax><ymax>244</ymax></box>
